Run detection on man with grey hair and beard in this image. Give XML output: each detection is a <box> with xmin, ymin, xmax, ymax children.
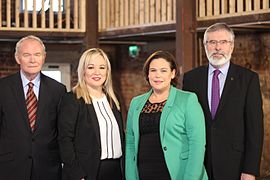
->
<box><xmin>183</xmin><ymin>23</ymin><xmax>264</xmax><ymax>180</ymax></box>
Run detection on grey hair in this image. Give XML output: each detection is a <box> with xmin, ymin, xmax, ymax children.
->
<box><xmin>15</xmin><ymin>35</ymin><xmax>46</xmax><ymax>56</ymax></box>
<box><xmin>203</xmin><ymin>23</ymin><xmax>235</xmax><ymax>44</ymax></box>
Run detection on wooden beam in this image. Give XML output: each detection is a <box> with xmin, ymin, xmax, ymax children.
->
<box><xmin>176</xmin><ymin>0</ymin><xmax>197</xmax><ymax>82</ymax></box>
<box><xmin>85</xmin><ymin>0</ymin><xmax>98</xmax><ymax>48</ymax></box>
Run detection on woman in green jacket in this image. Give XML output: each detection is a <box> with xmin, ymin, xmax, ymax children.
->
<box><xmin>125</xmin><ymin>51</ymin><xmax>208</xmax><ymax>180</ymax></box>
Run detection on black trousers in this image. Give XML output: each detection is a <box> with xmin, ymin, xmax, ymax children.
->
<box><xmin>97</xmin><ymin>158</ymin><xmax>122</xmax><ymax>180</ymax></box>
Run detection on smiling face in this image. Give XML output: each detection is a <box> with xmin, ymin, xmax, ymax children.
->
<box><xmin>15</xmin><ymin>39</ymin><xmax>46</xmax><ymax>80</ymax></box>
<box><xmin>205</xmin><ymin>30</ymin><xmax>234</xmax><ymax>68</ymax></box>
<box><xmin>84</xmin><ymin>54</ymin><xmax>107</xmax><ymax>91</ymax></box>
<box><xmin>148</xmin><ymin>58</ymin><xmax>175</xmax><ymax>93</ymax></box>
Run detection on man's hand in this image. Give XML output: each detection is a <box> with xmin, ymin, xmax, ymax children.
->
<box><xmin>241</xmin><ymin>173</ymin><xmax>255</xmax><ymax>180</ymax></box>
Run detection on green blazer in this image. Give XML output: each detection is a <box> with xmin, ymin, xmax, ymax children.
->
<box><xmin>125</xmin><ymin>86</ymin><xmax>208</xmax><ymax>180</ymax></box>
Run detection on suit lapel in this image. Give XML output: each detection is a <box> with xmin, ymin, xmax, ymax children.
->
<box><xmin>10</xmin><ymin>72</ymin><xmax>31</xmax><ymax>131</ymax></box>
<box><xmin>215</xmin><ymin>63</ymin><xmax>236</xmax><ymax>120</ymax></box>
<box><xmin>159</xmin><ymin>86</ymin><xmax>175</xmax><ymax>141</ymax></box>
<box><xmin>200</xmin><ymin>66</ymin><xmax>212</xmax><ymax>121</ymax></box>
<box><xmin>34</xmin><ymin>74</ymin><xmax>48</xmax><ymax>134</ymax></box>
<box><xmin>86</xmin><ymin>104</ymin><xmax>101</xmax><ymax>148</ymax></box>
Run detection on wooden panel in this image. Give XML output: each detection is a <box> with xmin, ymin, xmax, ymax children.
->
<box><xmin>15</xmin><ymin>0</ymin><xmax>20</xmax><ymax>27</ymax></box>
<box><xmin>156</xmin><ymin>0</ymin><xmax>161</xmax><ymax>22</ymax></box>
<box><xmin>58</xmin><ymin>0</ymin><xmax>62</xmax><ymax>29</ymax></box>
<box><xmin>0</xmin><ymin>0</ymin><xmax>1</xmax><ymax>27</ymax></box>
<box><xmin>134</xmin><ymin>0</ymin><xmax>139</xmax><ymax>25</ymax></box>
<box><xmin>74</xmin><ymin>0</ymin><xmax>79</xmax><ymax>29</ymax></box>
<box><xmin>130</xmin><ymin>0</ymin><xmax>134</xmax><ymax>25</ymax></box>
<box><xmin>254</xmin><ymin>0</ymin><xmax>260</xmax><ymax>11</ymax></box>
<box><xmin>167</xmin><ymin>0</ymin><xmax>172</xmax><ymax>21</ymax></box>
<box><xmin>262</xmin><ymin>0</ymin><xmax>269</xmax><ymax>9</ymax></box>
<box><xmin>120</xmin><ymin>0</ymin><xmax>124</xmax><ymax>26</ymax></box>
<box><xmin>49</xmin><ymin>0</ymin><xmax>54</xmax><ymax>29</ymax></box>
<box><xmin>237</xmin><ymin>0</ymin><xmax>243</xmax><ymax>13</ymax></box>
<box><xmin>41</xmin><ymin>0</ymin><xmax>45</xmax><ymax>28</ymax></box>
<box><xmin>214</xmin><ymin>0</ymin><xmax>220</xmax><ymax>15</ymax></box>
<box><xmin>115</xmin><ymin>0</ymin><xmax>120</xmax><ymax>27</ymax></box>
<box><xmin>110</xmin><ymin>0</ymin><xmax>115</xmax><ymax>27</ymax></box>
<box><xmin>145</xmin><ymin>0</ymin><xmax>150</xmax><ymax>24</ymax></box>
<box><xmin>79</xmin><ymin>0</ymin><xmax>86</xmax><ymax>31</ymax></box>
<box><xmin>33</xmin><ymin>0</ymin><xmax>37</xmax><ymax>28</ymax></box>
<box><xmin>199</xmin><ymin>0</ymin><xmax>206</xmax><ymax>17</ymax></box>
<box><xmin>66</xmin><ymin>0</ymin><xmax>71</xmax><ymax>29</ymax></box>
<box><xmin>229</xmin><ymin>0</ymin><xmax>235</xmax><ymax>13</ymax></box>
<box><xmin>24</xmin><ymin>0</ymin><xmax>28</xmax><ymax>28</ymax></box>
<box><xmin>206</xmin><ymin>0</ymin><xmax>212</xmax><ymax>16</ymax></box>
<box><xmin>173</xmin><ymin>0</ymin><xmax>176</xmax><ymax>20</ymax></box>
<box><xmin>6</xmin><ymin>0</ymin><xmax>11</xmax><ymax>27</ymax></box>
<box><xmin>161</xmin><ymin>0</ymin><xmax>167</xmax><ymax>21</ymax></box>
<box><xmin>106</xmin><ymin>0</ymin><xmax>110</xmax><ymax>27</ymax></box>
<box><xmin>124</xmin><ymin>0</ymin><xmax>129</xmax><ymax>26</ymax></box>
<box><xmin>150</xmin><ymin>0</ymin><xmax>155</xmax><ymax>23</ymax></box>
<box><xmin>221</xmin><ymin>0</ymin><xmax>228</xmax><ymax>14</ymax></box>
<box><xmin>139</xmin><ymin>0</ymin><xmax>145</xmax><ymax>24</ymax></box>
<box><xmin>246</xmin><ymin>0</ymin><xmax>252</xmax><ymax>11</ymax></box>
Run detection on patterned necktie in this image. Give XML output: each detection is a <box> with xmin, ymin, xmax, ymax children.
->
<box><xmin>211</xmin><ymin>69</ymin><xmax>221</xmax><ymax>119</ymax></box>
<box><xmin>26</xmin><ymin>82</ymin><xmax>38</xmax><ymax>132</ymax></box>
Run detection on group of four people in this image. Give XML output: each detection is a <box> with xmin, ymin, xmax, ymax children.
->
<box><xmin>0</xmin><ymin>22</ymin><xmax>263</xmax><ymax>180</ymax></box>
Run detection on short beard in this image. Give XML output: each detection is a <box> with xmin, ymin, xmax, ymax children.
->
<box><xmin>206</xmin><ymin>51</ymin><xmax>231</xmax><ymax>68</ymax></box>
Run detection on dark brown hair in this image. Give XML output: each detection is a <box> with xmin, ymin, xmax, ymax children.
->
<box><xmin>143</xmin><ymin>50</ymin><xmax>179</xmax><ymax>87</ymax></box>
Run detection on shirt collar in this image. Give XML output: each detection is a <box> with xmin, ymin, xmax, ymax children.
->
<box><xmin>20</xmin><ymin>70</ymin><xmax>41</xmax><ymax>88</ymax></box>
<box><xmin>208</xmin><ymin>61</ymin><xmax>230</xmax><ymax>76</ymax></box>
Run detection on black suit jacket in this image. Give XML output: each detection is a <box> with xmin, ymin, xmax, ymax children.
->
<box><xmin>183</xmin><ymin>63</ymin><xmax>264</xmax><ymax>180</ymax></box>
<box><xmin>0</xmin><ymin>72</ymin><xmax>66</xmax><ymax>180</ymax></box>
<box><xmin>58</xmin><ymin>91</ymin><xmax>125</xmax><ymax>180</ymax></box>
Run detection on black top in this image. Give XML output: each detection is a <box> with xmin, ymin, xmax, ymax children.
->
<box><xmin>138</xmin><ymin>100</ymin><xmax>171</xmax><ymax>180</ymax></box>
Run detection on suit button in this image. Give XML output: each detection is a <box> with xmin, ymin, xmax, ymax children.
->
<box><xmin>163</xmin><ymin>147</ymin><xmax>167</xmax><ymax>151</ymax></box>
<box><xmin>28</xmin><ymin>155</ymin><xmax>32</xmax><ymax>159</ymax></box>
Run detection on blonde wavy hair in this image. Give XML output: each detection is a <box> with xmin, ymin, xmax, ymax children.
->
<box><xmin>73</xmin><ymin>48</ymin><xmax>120</xmax><ymax>110</ymax></box>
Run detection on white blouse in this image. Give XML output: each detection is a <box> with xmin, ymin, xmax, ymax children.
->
<box><xmin>91</xmin><ymin>95</ymin><xmax>122</xmax><ymax>160</ymax></box>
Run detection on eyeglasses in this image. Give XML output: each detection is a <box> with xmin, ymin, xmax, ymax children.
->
<box><xmin>205</xmin><ymin>40</ymin><xmax>232</xmax><ymax>46</ymax></box>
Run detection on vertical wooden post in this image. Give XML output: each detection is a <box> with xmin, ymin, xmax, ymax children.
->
<box><xmin>24</xmin><ymin>0</ymin><xmax>28</xmax><ymax>28</ymax></box>
<box><xmin>41</xmin><ymin>0</ymin><xmax>45</xmax><ymax>28</ymax></box>
<box><xmin>33</xmin><ymin>0</ymin><xmax>37</xmax><ymax>28</ymax></box>
<box><xmin>0</xmin><ymin>0</ymin><xmax>2</xmax><ymax>27</ymax></box>
<box><xmin>176</xmin><ymin>0</ymin><xmax>197</xmax><ymax>85</ymax></box>
<box><xmin>74</xmin><ymin>0</ymin><xmax>78</xmax><ymax>29</ymax></box>
<box><xmin>7</xmin><ymin>0</ymin><xmax>11</xmax><ymax>27</ymax></box>
<box><xmin>85</xmin><ymin>0</ymin><xmax>98</xmax><ymax>48</ymax></box>
<box><xmin>58</xmin><ymin>0</ymin><xmax>62</xmax><ymax>29</ymax></box>
<box><xmin>15</xmin><ymin>0</ymin><xmax>20</xmax><ymax>28</ymax></box>
<box><xmin>49</xmin><ymin>0</ymin><xmax>54</xmax><ymax>29</ymax></box>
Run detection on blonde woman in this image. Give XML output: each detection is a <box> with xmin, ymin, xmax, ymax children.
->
<box><xmin>58</xmin><ymin>48</ymin><xmax>124</xmax><ymax>180</ymax></box>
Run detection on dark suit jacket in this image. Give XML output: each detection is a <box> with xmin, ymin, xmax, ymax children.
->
<box><xmin>58</xmin><ymin>91</ymin><xmax>125</xmax><ymax>180</ymax></box>
<box><xmin>0</xmin><ymin>72</ymin><xmax>66</xmax><ymax>180</ymax></box>
<box><xmin>183</xmin><ymin>63</ymin><xmax>264</xmax><ymax>180</ymax></box>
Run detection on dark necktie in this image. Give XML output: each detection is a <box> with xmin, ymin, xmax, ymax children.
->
<box><xmin>26</xmin><ymin>82</ymin><xmax>38</xmax><ymax>132</ymax></box>
<box><xmin>211</xmin><ymin>69</ymin><xmax>221</xmax><ymax>119</ymax></box>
